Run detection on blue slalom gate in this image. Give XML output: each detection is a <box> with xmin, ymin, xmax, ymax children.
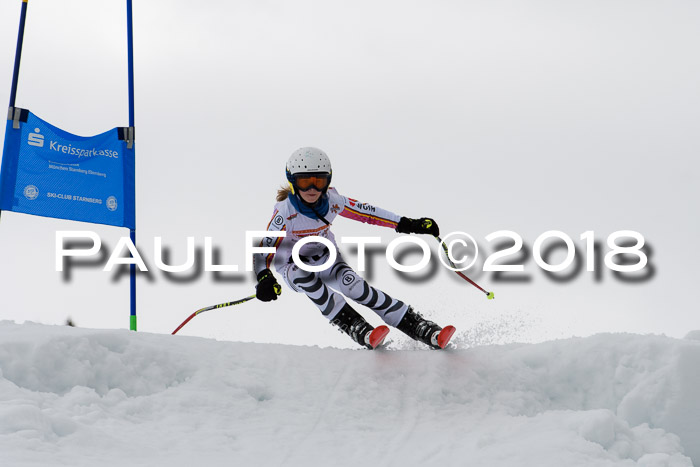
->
<box><xmin>0</xmin><ymin>0</ymin><xmax>138</xmax><ymax>330</ymax></box>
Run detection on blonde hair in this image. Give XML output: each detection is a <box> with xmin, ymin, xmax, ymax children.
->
<box><xmin>276</xmin><ymin>184</ymin><xmax>292</xmax><ymax>202</ymax></box>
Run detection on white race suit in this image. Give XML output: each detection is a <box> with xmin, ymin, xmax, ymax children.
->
<box><xmin>252</xmin><ymin>188</ymin><xmax>410</xmax><ymax>327</ymax></box>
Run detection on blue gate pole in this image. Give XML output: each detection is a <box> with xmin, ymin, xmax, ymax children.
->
<box><xmin>9</xmin><ymin>0</ymin><xmax>29</xmax><ymax>109</ymax></box>
<box><xmin>127</xmin><ymin>0</ymin><xmax>135</xmax><ymax>127</ymax></box>
<box><xmin>127</xmin><ymin>0</ymin><xmax>137</xmax><ymax>331</ymax></box>
<box><xmin>130</xmin><ymin>229</ymin><xmax>137</xmax><ymax>331</ymax></box>
<box><xmin>2</xmin><ymin>0</ymin><xmax>29</xmax><ymax>222</ymax></box>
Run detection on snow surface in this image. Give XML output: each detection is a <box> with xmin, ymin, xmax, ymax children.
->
<box><xmin>0</xmin><ymin>322</ymin><xmax>698</xmax><ymax>467</ymax></box>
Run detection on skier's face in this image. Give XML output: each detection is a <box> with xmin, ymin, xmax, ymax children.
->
<box><xmin>299</xmin><ymin>188</ymin><xmax>322</xmax><ymax>204</ymax></box>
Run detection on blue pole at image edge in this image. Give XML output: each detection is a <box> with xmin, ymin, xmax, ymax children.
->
<box><xmin>1</xmin><ymin>0</ymin><xmax>29</xmax><ymax>222</ymax></box>
<box><xmin>9</xmin><ymin>0</ymin><xmax>28</xmax><ymax>108</ymax></box>
<box><xmin>130</xmin><ymin>230</ymin><xmax>137</xmax><ymax>331</ymax></box>
<box><xmin>127</xmin><ymin>0</ymin><xmax>137</xmax><ymax>331</ymax></box>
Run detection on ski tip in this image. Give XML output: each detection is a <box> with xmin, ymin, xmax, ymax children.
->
<box><xmin>437</xmin><ymin>325</ymin><xmax>456</xmax><ymax>349</ymax></box>
<box><xmin>369</xmin><ymin>325</ymin><xmax>390</xmax><ymax>349</ymax></box>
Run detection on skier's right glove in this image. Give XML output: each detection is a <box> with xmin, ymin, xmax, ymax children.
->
<box><xmin>256</xmin><ymin>268</ymin><xmax>282</xmax><ymax>302</ymax></box>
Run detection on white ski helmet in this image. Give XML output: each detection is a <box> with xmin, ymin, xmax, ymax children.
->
<box><xmin>286</xmin><ymin>147</ymin><xmax>332</xmax><ymax>191</ymax></box>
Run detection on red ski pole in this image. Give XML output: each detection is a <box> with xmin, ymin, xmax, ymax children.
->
<box><xmin>172</xmin><ymin>294</ymin><xmax>257</xmax><ymax>335</ymax></box>
<box><xmin>435</xmin><ymin>235</ymin><xmax>495</xmax><ymax>300</ymax></box>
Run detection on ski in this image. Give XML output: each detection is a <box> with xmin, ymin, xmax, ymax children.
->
<box><xmin>368</xmin><ymin>325</ymin><xmax>390</xmax><ymax>349</ymax></box>
<box><xmin>436</xmin><ymin>325</ymin><xmax>456</xmax><ymax>349</ymax></box>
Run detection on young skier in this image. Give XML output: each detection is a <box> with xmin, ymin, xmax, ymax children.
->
<box><xmin>253</xmin><ymin>147</ymin><xmax>456</xmax><ymax>349</ymax></box>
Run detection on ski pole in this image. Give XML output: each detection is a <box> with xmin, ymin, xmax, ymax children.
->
<box><xmin>432</xmin><ymin>230</ymin><xmax>495</xmax><ymax>300</ymax></box>
<box><xmin>172</xmin><ymin>294</ymin><xmax>257</xmax><ymax>335</ymax></box>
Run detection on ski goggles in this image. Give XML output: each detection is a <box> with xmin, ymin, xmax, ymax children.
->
<box><xmin>294</xmin><ymin>173</ymin><xmax>330</xmax><ymax>191</ymax></box>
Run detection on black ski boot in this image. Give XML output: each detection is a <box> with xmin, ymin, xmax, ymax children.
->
<box><xmin>331</xmin><ymin>304</ymin><xmax>389</xmax><ymax>349</ymax></box>
<box><xmin>397</xmin><ymin>307</ymin><xmax>454</xmax><ymax>349</ymax></box>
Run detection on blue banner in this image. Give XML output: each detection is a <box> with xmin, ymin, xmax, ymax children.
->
<box><xmin>1</xmin><ymin>109</ymin><xmax>135</xmax><ymax>228</ymax></box>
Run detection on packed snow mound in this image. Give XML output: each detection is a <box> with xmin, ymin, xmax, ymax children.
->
<box><xmin>0</xmin><ymin>322</ymin><xmax>698</xmax><ymax>467</ymax></box>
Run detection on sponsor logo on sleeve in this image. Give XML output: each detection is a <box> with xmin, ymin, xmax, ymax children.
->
<box><xmin>357</xmin><ymin>202</ymin><xmax>376</xmax><ymax>213</ymax></box>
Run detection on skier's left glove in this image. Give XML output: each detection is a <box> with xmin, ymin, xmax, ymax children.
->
<box><xmin>396</xmin><ymin>217</ymin><xmax>440</xmax><ymax>236</ymax></box>
<box><xmin>256</xmin><ymin>268</ymin><xmax>282</xmax><ymax>302</ymax></box>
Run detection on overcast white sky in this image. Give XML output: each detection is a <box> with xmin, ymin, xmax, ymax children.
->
<box><xmin>1</xmin><ymin>0</ymin><xmax>698</xmax><ymax>348</ymax></box>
